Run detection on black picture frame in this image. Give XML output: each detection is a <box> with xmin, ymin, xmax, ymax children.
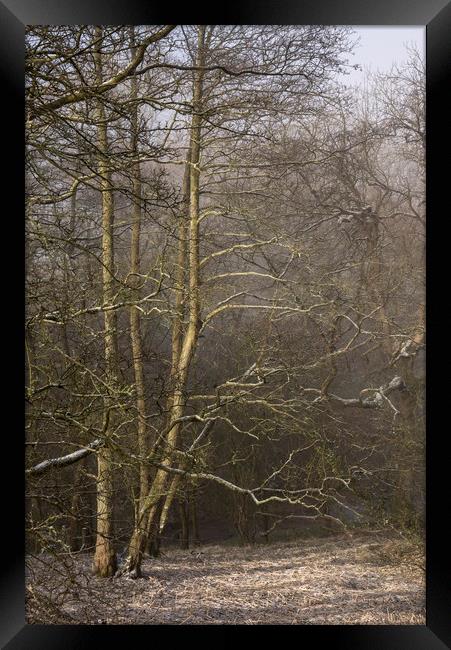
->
<box><xmin>3</xmin><ymin>1</ymin><xmax>450</xmax><ymax>647</ymax></box>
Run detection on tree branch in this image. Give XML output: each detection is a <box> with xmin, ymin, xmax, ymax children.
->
<box><xmin>26</xmin><ymin>439</ymin><xmax>104</xmax><ymax>476</ymax></box>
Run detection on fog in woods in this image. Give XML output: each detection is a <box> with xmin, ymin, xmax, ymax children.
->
<box><xmin>25</xmin><ymin>25</ymin><xmax>425</xmax><ymax>624</ymax></box>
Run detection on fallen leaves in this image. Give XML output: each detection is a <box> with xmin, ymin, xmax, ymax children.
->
<box><xmin>26</xmin><ymin>532</ymin><xmax>425</xmax><ymax>625</ymax></box>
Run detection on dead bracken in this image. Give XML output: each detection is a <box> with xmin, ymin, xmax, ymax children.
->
<box><xmin>26</xmin><ymin>533</ymin><xmax>425</xmax><ymax>625</ymax></box>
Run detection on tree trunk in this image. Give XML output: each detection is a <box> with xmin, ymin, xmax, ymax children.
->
<box><xmin>178</xmin><ymin>499</ymin><xmax>190</xmax><ymax>550</ymax></box>
<box><xmin>121</xmin><ymin>25</ymin><xmax>206</xmax><ymax>578</ymax></box>
<box><xmin>92</xmin><ymin>26</ymin><xmax>118</xmax><ymax>578</ymax></box>
<box><xmin>147</xmin><ymin>498</ymin><xmax>163</xmax><ymax>557</ymax></box>
<box><xmin>190</xmin><ymin>494</ymin><xmax>200</xmax><ymax>546</ymax></box>
<box><xmin>93</xmin><ymin>447</ymin><xmax>117</xmax><ymax>576</ymax></box>
<box><xmin>148</xmin><ymin>534</ymin><xmax>161</xmax><ymax>558</ymax></box>
<box><xmin>147</xmin><ymin>22</ymin><xmax>206</xmax><ymax>539</ymax></box>
<box><xmin>68</xmin><ymin>457</ymin><xmax>85</xmax><ymax>551</ymax></box>
<box><xmin>125</xmin><ymin>26</ymin><xmax>151</xmax><ymax>570</ymax></box>
<box><xmin>259</xmin><ymin>511</ymin><xmax>270</xmax><ymax>543</ymax></box>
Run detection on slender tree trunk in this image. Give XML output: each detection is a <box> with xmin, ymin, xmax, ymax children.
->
<box><xmin>158</xmin><ymin>472</ymin><xmax>182</xmax><ymax>535</ymax></box>
<box><xmin>190</xmin><ymin>493</ymin><xmax>200</xmax><ymax>545</ymax></box>
<box><xmin>68</xmin><ymin>457</ymin><xmax>86</xmax><ymax>551</ymax></box>
<box><xmin>151</xmin><ymin>143</ymin><xmax>194</xmax><ymax>539</ymax></box>
<box><xmin>151</xmin><ymin>23</ymin><xmax>207</xmax><ymax>541</ymax></box>
<box><xmin>152</xmin><ymin>140</ymin><xmax>192</xmax><ymax>540</ymax></box>
<box><xmin>121</xmin><ymin>26</ymin><xmax>206</xmax><ymax>578</ymax></box>
<box><xmin>126</xmin><ymin>26</ymin><xmax>151</xmax><ymax>563</ymax></box>
<box><xmin>65</xmin><ymin>182</ymin><xmax>82</xmax><ymax>554</ymax></box>
<box><xmin>147</xmin><ymin>499</ymin><xmax>163</xmax><ymax>557</ymax></box>
<box><xmin>92</xmin><ymin>26</ymin><xmax>118</xmax><ymax>578</ymax></box>
<box><xmin>259</xmin><ymin>510</ymin><xmax>270</xmax><ymax>543</ymax></box>
<box><xmin>178</xmin><ymin>499</ymin><xmax>190</xmax><ymax>549</ymax></box>
<box><xmin>148</xmin><ymin>532</ymin><xmax>161</xmax><ymax>558</ymax></box>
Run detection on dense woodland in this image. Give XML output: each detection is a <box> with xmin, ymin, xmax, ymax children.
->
<box><xmin>25</xmin><ymin>25</ymin><xmax>425</xmax><ymax>623</ymax></box>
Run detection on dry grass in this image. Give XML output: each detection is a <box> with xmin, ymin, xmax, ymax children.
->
<box><xmin>26</xmin><ymin>531</ymin><xmax>425</xmax><ymax>625</ymax></box>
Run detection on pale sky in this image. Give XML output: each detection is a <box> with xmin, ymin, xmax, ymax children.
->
<box><xmin>344</xmin><ymin>27</ymin><xmax>425</xmax><ymax>85</ymax></box>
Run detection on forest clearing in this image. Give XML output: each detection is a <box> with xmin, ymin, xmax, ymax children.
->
<box><xmin>26</xmin><ymin>532</ymin><xmax>425</xmax><ymax>625</ymax></box>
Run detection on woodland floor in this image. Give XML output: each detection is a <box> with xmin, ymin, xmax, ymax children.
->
<box><xmin>26</xmin><ymin>531</ymin><xmax>425</xmax><ymax>625</ymax></box>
